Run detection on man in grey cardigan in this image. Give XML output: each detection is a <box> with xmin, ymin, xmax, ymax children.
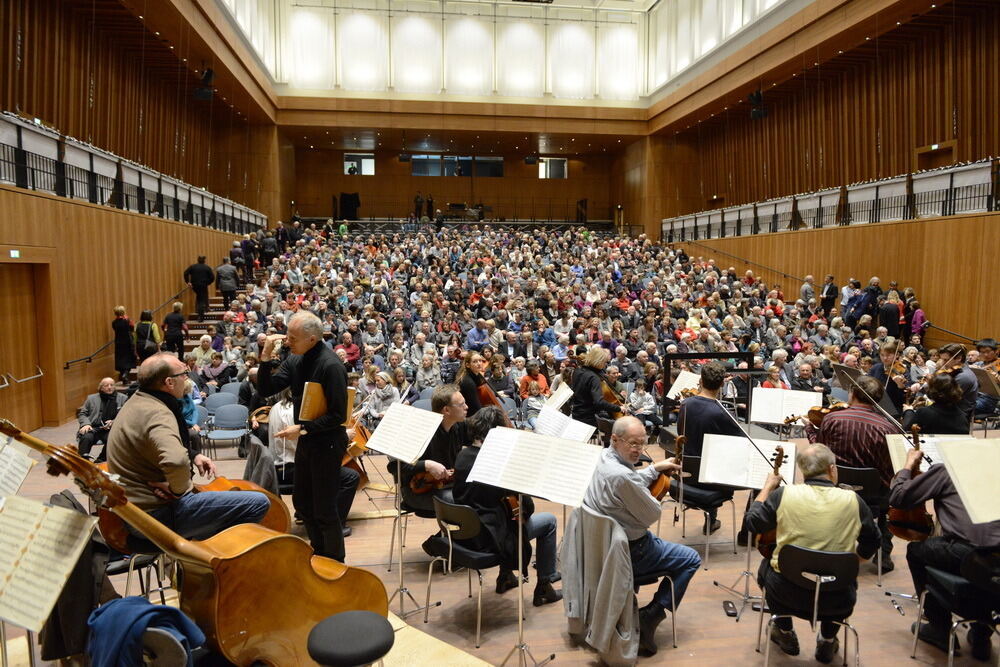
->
<box><xmin>583</xmin><ymin>416</ymin><xmax>702</xmax><ymax>656</ymax></box>
<box><xmin>76</xmin><ymin>377</ymin><xmax>127</xmax><ymax>461</ymax></box>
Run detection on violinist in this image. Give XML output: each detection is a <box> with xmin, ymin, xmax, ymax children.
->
<box><xmin>935</xmin><ymin>343</ymin><xmax>979</xmax><ymax>419</ymax></box>
<box><xmin>901</xmin><ymin>374</ymin><xmax>970</xmax><ymax>435</ymax></box>
<box><xmin>869</xmin><ymin>340</ymin><xmax>907</xmax><ymax>414</ymax></box>
<box><xmin>805</xmin><ymin>375</ymin><xmax>897</xmax><ymax>572</ymax></box>
<box><xmin>889</xmin><ymin>448</ymin><xmax>1000</xmax><ymax>659</ymax></box>
<box><xmin>972</xmin><ymin>338</ymin><xmax>998</xmax><ymax>417</ymax></box>
<box><xmin>571</xmin><ymin>347</ymin><xmax>628</xmax><ymax>427</ymax></box>
<box><xmin>745</xmin><ymin>444</ymin><xmax>880</xmax><ymax>662</ymax></box>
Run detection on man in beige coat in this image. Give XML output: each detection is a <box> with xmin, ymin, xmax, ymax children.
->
<box><xmin>107</xmin><ymin>353</ymin><xmax>269</xmax><ymax>540</ymax></box>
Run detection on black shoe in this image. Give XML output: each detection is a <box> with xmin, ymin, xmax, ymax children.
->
<box><xmin>968</xmin><ymin>626</ymin><xmax>992</xmax><ymax>662</ymax></box>
<box><xmin>532</xmin><ymin>580</ymin><xmax>562</xmax><ymax>607</ymax></box>
<box><xmin>704</xmin><ymin>519</ymin><xmax>722</xmax><ymax>535</ymax></box>
<box><xmin>879</xmin><ymin>556</ymin><xmax>895</xmax><ymax>574</ymax></box>
<box><xmin>342</xmin><ymin>525</ymin><xmax>352</xmax><ymax>537</ymax></box>
<box><xmin>815</xmin><ymin>635</ymin><xmax>839</xmax><ymax>664</ymax></box>
<box><xmin>638</xmin><ymin>603</ymin><xmax>667</xmax><ymax>656</ymax></box>
<box><xmin>769</xmin><ymin>625</ymin><xmax>800</xmax><ymax>656</ymax></box>
<box><xmin>737</xmin><ymin>530</ymin><xmax>749</xmax><ymax>547</ymax></box>
<box><xmin>496</xmin><ymin>570</ymin><xmax>518</xmax><ymax>594</ymax></box>
<box><xmin>548</xmin><ymin>571</ymin><xmax>562</xmax><ymax>584</ymax></box>
<box><xmin>912</xmin><ymin>622</ymin><xmax>960</xmax><ymax>655</ymax></box>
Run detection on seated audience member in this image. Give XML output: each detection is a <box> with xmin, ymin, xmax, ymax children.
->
<box><xmin>106</xmin><ymin>354</ymin><xmax>270</xmax><ymax>540</ymax></box>
<box><xmin>76</xmin><ymin>377</ymin><xmax>127</xmax><ymax>461</ymax></box>
<box><xmin>584</xmin><ymin>416</ymin><xmax>701</xmax><ymax>656</ymax></box>
<box><xmin>627</xmin><ymin>379</ymin><xmax>662</xmax><ymax>431</ymax></box>
<box><xmin>745</xmin><ymin>443</ymin><xmax>879</xmax><ymax>663</ymax></box>
<box><xmin>889</xmin><ymin>446</ymin><xmax>1000</xmax><ymax>659</ymax></box>
<box><xmin>522</xmin><ymin>381</ymin><xmax>546</xmax><ymax>430</ymax></box>
<box><xmin>452</xmin><ymin>406</ymin><xmax>562</xmax><ymax>606</ymax></box>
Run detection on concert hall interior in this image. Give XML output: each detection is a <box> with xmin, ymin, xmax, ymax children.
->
<box><xmin>1</xmin><ymin>0</ymin><xmax>999</xmax><ymax>665</ymax></box>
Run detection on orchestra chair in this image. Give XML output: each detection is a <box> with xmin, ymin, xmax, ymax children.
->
<box><xmin>756</xmin><ymin>545</ymin><xmax>861</xmax><ymax>667</ymax></box>
<box><xmin>595</xmin><ymin>417</ymin><xmax>614</xmax><ymax>448</ymax></box>
<box><xmin>421</xmin><ymin>497</ymin><xmax>503</xmax><ymax>648</ymax></box>
<box><xmin>386</xmin><ymin>498</ymin><xmax>437</xmax><ymax>573</ymax></box>
<box><xmin>219</xmin><ymin>381</ymin><xmax>242</xmax><ymax>396</ymax></box>
<box><xmin>308</xmin><ymin>610</ymin><xmax>395</xmax><ymax>667</ymax></box>
<box><xmin>419</xmin><ymin>387</ymin><xmax>436</xmax><ymax>400</ymax></box>
<box><xmin>667</xmin><ymin>455</ymin><xmax>737</xmax><ymax>569</ymax></box>
<box><xmin>204</xmin><ymin>403</ymin><xmax>250</xmax><ymax>459</ymax></box>
<box><xmin>98</xmin><ymin>510</ymin><xmax>168</xmax><ymax>604</ymax></box>
<box><xmin>835</xmin><ymin>465</ymin><xmax>888</xmax><ymax>586</ymax></box>
<box><xmin>911</xmin><ymin>552</ymin><xmax>1000</xmax><ymax>666</ymax></box>
<box><xmin>411</xmin><ymin>398</ymin><xmax>433</xmax><ymax>412</ymax></box>
<box><xmin>633</xmin><ymin>571</ymin><xmax>679</xmax><ymax>649</ymax></box>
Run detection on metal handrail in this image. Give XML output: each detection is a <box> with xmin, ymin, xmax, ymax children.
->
<box><xmin>7</xmin><ymin>366</ymin><xmax>44</xmax><ymax>383</ymax></box>
<box><xmin>679</xmin><ymin>239</ymin><xmax>807</xmax><ymax>285</ymax></box>
<box><xmin>0</xmin><ymin>374</ymin><xmax>9</xmax><ymax>389</ymax></box>
<box><xmin>64</xmin><ymin>286</ymin><xmax>191</xmax><ymax>370</ymax></box>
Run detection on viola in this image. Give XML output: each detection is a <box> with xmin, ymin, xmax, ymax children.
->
<box><xmin>409</xmin><ymin>468</ymin><xmax>455</xmax><ymax>494</ymax></box>
<box><xmin>0</xmin><ymin>419</ymin><xmax>388</xmax><ymax>666</ymax></box>
<box><xmin>755</xmin><ymin>445</ymin><xmax>786</xmax><ymax>559</ymax></box>
<box><xmin>649</xmin><ymin>435</ymin><xmax>686</xmax><ymax>501</ymax></box>
<box><xmin>887</xmin><ymin>425</ymin><xmax>934</xmax><ymax>542</ymax></box>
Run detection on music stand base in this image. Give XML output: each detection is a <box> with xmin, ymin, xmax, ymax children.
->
<box><xmin>713</xmin><ymin>541</ymin><xmax>761</xmax><ymax>622</ymax></box>
<box><xmin>500</xmin><ymin>643</ymin><xmax>555</xmax><ymax>667</ymax></box>
<box><xmin>388</xmin><ymin>585</ymin><xmax>439</xmax><ymax>619</ymax></box>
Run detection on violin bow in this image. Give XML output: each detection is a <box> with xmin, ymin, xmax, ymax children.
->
<box><xmin>882</xmin><ymin>342</ymin><xmax>903</xmax><ymax>391</ymax></box>
<box><xmin>841</xmin><ymin>372</ymin><xmax>932</xmax><ymax>465</ymax></box>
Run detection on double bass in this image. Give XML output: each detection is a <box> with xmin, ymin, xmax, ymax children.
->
<box><xmin>886</xmin><ymin>425</ymin><xmax>934</xmax><ymax>542</ymax></box>
<box><xmin>0</xmin><ymin>420</ymin><xmax>388</xmax><ymax>666</ymax></box>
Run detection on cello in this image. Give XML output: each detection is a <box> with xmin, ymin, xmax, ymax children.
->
<box><xmin>886</xmin><ymin>425</ymin><xmax>934</xmax><ymax>541</ymax></box>
<box><xmin>475</xmin><ymin>373</ymin><xmax>515</xmax><ymax>428</ymax></box>
<box><xmin>0</xmin><ymin>420</ymin><xmax>388</xmax><ymax>666</ymax></box>
<box><xmin>754</xmin><ymin>445</ymin><xmax>786</xmax><ymax>558</ymax></box>
<box><xmin>600</xmin><ymin>373</ymin><xmax>627</xmax><ymax>419</ymax></box>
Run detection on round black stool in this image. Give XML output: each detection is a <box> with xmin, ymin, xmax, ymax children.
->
<box><xmin>307</xmin><ymin>610</ymin><xmax>395</xmax><ymax>667</ymax></box>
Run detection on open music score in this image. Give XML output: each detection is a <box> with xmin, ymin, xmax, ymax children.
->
<box><xmin>700</xmin><ymin>434</ymin><xmax>796</xmax><ymax>489</ymax></box>
<box><xmin>936</xmin><ymin>438</ymin><xmax>1000</xmax><ymax>524</ymax></box>
<box><xmin>0</xmin><ymin>495</ymin><xmax>97</xmax><ymax>632</ymax></box>
<box><xmin>666</xmin><ymin>370</ymin><xmax>701</xmax><ymax>400</ymax></box>
<box><xmin>544</xmin><ymin>383</ymin><xmax>573</xmax><ymax>411</ymax></box>
<box><xmin>0</xmin><ymin>435</ymin><xmax>36</xmax><ymax>497</ymax></box>
<box><xmin>885</xmin><ymin>434</ymin><xmax>969</xmax><ymax>474</ymax></box>
<box><xmin>363</xmin><ymin>403</ymin><xmax>442</xmax><ymax>464</ymax></box>
<box><xmin>534</xmin><ymin>405</ymin><xmax>595</xmax><ymax>442</ymax></box>
<box><xmin>749</xmin><ymin>387</ymin><xmax>822</xmax><ymax>425</ymax></box>
<box><xmin>468</xmin><ymin>428</ymin><xmax>602</xmax><ymax>508</ymax></box>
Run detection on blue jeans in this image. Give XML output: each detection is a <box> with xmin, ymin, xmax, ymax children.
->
<box><xmin>147</xmin><ymin>490</ymin><xmax>270</xmax><ymax>541</ymax></box>
<box><xmin>526</xmin><ymin>512</ymin><xmax>558</xmax><ymax>582</ymax></box>
<box><xmin>629</xmin><ymin>531</ymin><xmax>701</xmax><ymax>610</ymax></box>
<box><xmin>976</xmin><ymin>393</ymin><xmax>998</xmax><ymax>415</ymax></box>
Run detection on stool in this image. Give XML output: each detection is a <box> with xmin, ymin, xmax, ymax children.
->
<box><xmin>307</xmin><ymin>611</ymin><xmax>395</xmax><ymax>667</ymax></box>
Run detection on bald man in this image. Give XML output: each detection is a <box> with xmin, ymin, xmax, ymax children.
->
<box><xmin>76</xmin><ymin>377</ymin><xmax>127</xmax><ymax>461</ymax></box>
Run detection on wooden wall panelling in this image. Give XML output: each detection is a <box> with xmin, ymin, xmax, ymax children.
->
<box><xmin>0</xmin><ymin>185</ymin><xmax>236</xmax><ymax>422</ymax></box>
<box><xmin>681</xmin><ymin>212</ymin><xmax>999</xmax><ymax>347</ymax></box>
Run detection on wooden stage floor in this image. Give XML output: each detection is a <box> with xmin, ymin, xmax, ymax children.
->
<box><xmin>12</xmin><ymin>420</ymin><xmax>995</xmax><ymax>666</ymax></box>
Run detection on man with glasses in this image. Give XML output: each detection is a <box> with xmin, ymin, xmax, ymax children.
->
<box><xmin>583</xmin><ymin>416</ymin><xmax>702</xmax><ymax>656</ymax></box>
<box><xmin>107</xmin><ymin>353</ymin><xmax>269</xmax><ymax>540</ymax></box>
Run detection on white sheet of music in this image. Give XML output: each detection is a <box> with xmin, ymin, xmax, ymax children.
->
<box><xmin>534</xmin><ymin>405</ymin><xmax>596</xmax><ymax>442</ymax></box>
<box><xmin>0</xmin><ymin>436</ymin><xmax>36</xmax><ymax>497</ymax></box>
<box><xmin>469</xmin><ymin>427</ymin><xmax>602</xmax><ymax>507</ymax></box>
<box><xmin>749</xmin><ymin>387</ymin><xmax>823</xmax><ymax>425</ymax></box>
<box><xmin>699</xmin><ymin>434</ymin><xmax>796</xmax><ymax>489</ymax></box>
<box><xmin>0</xmin><ymin>495</ymin><xmax>97</xmax><ymax>632</ymax></box>
<box><xmin>667</xmin><ymin>370</ymin><xmax>701</xmax><ymax>400</ymax></box>
<box><xmin>936</xmin><ymin>438</ymin><xmax>1000</xmax><ymax>524</ymax></box>
<box><xmin>363</xmin><ymin>402</ymin><xmax>442</xmax><ymax>464</ymax></box>
<box><xmin>544</xmin><ymin>383</ymin><xmax>573</xmax><ymax>410</ymax></box>
<box><xmin>885</xmin><ymin>434</ymin><xmax>970</xmax><ymax>474</ymax></box>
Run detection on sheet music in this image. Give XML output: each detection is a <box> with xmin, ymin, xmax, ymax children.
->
<box><xmin>936</xmin><ymin>438</ymin><xmax>1000</xmax><ymax>524</ymax></box>
<box><xmin>469</xmin><ymin>428</ymin><xmax>602</xmax><ymax>507</ymax></box>
<box><xmin>666</xmin><ymin>370</ymin><xmax>701</xmax><ymax>400</ymax></box>
<box><xmin>544</xmin><ymin>382</ymin><xmax>573</xmax><ymax>410</ymax></box>
<box><xmin>534</xmin><ymin>405</ymin><xmax>596</xmax><ymax>442</ymax></box>
<box><xmin>363</xmin><ymin>403</ymin><xmax>442</xmax><ymax>464</ymax></box>
<box><xmin>885</xmin><ymin>434</ymin><xmax>970</xmax><ymax>474</ymax></box>
<box><xmin>0</xmin><ymin>436</ymin><xmax>36</xmax><ymax>497</ymax></box>
<box><xmin>700</xmin><ymin>434</ymin><xmax>796</xmax><ymax>489</ymax></box>
<box><xmin>749</xmin><ymin>387</ymin><xmax>823</xmax><ymax>425</ymax></box>
<box><xmin>0</xmin><ymin>495</ymin><xmax>97</xmax><ymax>632</ymax></box>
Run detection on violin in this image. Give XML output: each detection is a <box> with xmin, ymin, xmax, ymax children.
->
<box><xmin>649</xmin><ymin>435</ymin><xmax>686</xmax><ymax>501</ymax></box>
<box><xmin>755</xmin><ymin>445</ymin><xmax>786</xmax><ymax>558</ymax></box>
<box><xmin>0</xmin><ymin>419</ymin><xmax>388</xmax><ymax>666</ymax></box>
<box><xmin>410</xmin><ymin>468</ymin><xmax>455</xmax><ymax>494</ymax></box>
<box><xmin>785</xmin><ymin>401</ymin><xmax>848</xmax><ymax>428</ymax></box>
<box><xmin>887</xmin><ymin>425</ymin><xmax>934</xmax><ymax>542</ymax></box>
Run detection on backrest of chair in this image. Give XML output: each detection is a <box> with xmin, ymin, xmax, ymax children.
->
<box><xmin>835</xmin><ymin>465</ymin><xmax>882</xmax><ymax>500</ymax></box>
<box><xmin>432</xmin><ymin>496</ymin><xmax>483</xmax><ymax>540</ymax></box>
<box><xmin>204</xmin><ymin>392</ymin><xmax>237</xmax><ymax>413</ymax></box>
<box><xmin>681</xmin><ymin>455</ymin><xmax>702</xmax><ymax>480</ymax></box>
<box><xmin>412</xmin><ymin>399</ymin><xmax>432</xmax><ymax>412</ymax></box>
<box><xmin>596</xmin><ymin>417</ymin><xmax>614</xmax><ymax>436</ymax></box>
<box><xmin>220</xmin><ymin>382</ymin><xmax>242</xmax><ymax>395</ymax></box>
<box><xmin>960</xmin><ymin>550</ymin><xmax>1000</xmax><ymax>599</ymax></box>
<box><xmin>777</xmin><ymin>544</ymin><xmax>859</xmax><ymax>593</ymax></box>
<box><xmin>419</xmin><ymin>387</ymin><xmax>435</xmax><ymax>400</ymax></box>
<box><xmin>195</xmin><ymin>406</ymin><xmax>209</xmax><ymax>428</ymax></box>
<box><xmin>212</xmin><ymin>404</ymin><xmax>249</xmax><ymax>429</ymax></box>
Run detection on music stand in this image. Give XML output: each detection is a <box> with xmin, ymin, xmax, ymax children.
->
<box><xmin>467</xmin><ymin>427</ymin><xmax>603</xmax><ymax>667</ymax></box>
<box><xmin>363</xmin><ymin>403</ymin><xmax>443</xmax><ymax>619</ymax></box>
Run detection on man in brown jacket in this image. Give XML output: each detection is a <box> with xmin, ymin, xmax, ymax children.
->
<box><xmin>107</xmin><ymin>353</ymin><xmax>269</xmax><ymax>540</ymax></box>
